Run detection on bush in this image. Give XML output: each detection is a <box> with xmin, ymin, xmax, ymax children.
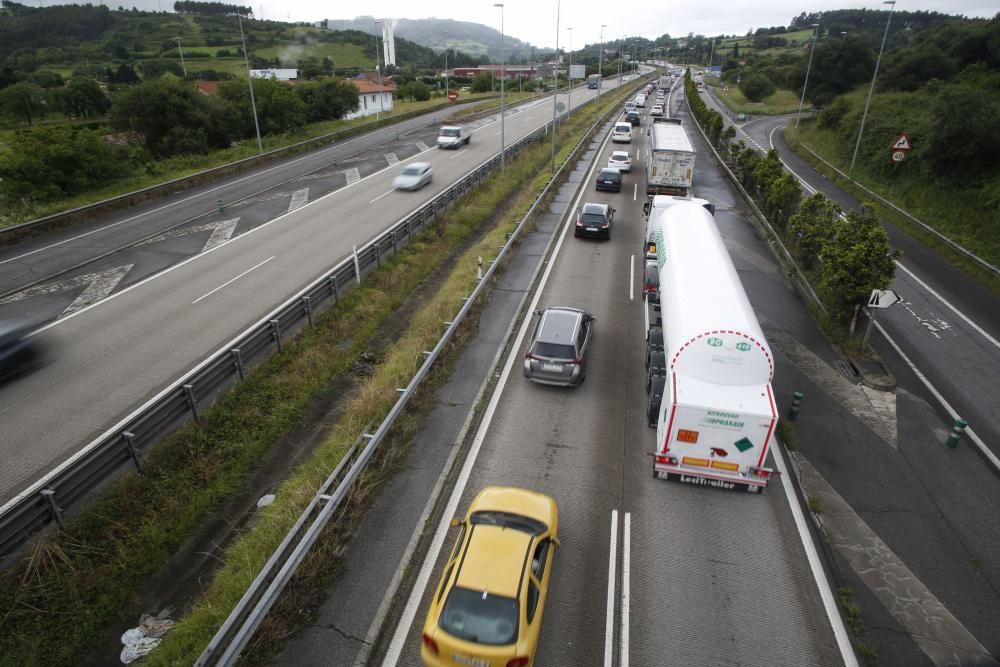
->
<box><xmin>739</xmin><ymin>72</ymin><xmax>776</xmax><ymax>102</ymax></box>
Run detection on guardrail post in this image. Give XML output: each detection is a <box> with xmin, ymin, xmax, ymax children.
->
<box><xmin>374</xmin><ymin>243</ymin><xmax>381</xmax><ymax>268</ymax></box>
<box><xmin>788</xmin><ymin>391</ymin><xmax>804</xmax><ymax>422</ymax></box>
<box><xmin>183</xmin><ymin>384</ymin><xmax>200</xmax><ymax>423</ymax></box>
<box><xmin>269</xmin><ymin>319</ymin><xmax>282</xmax><ymax>353</ymax></box>
<box><xmin>353</xmin><ymin>245</ymin><xmax>362</xmax><ymax>285</ymax></box>
<box><xmin>231</xmin><ymin>348</ymin><xmax>246</xmax><ymax>381</ymax></box>
<box><xmin>945</xmin><ymin>418</ymin><xmax>969</xmax><ymax>449</ymax></box>
<box><xmin>40</xmin><ymin>489</ymin><xmax>65</xmax><ymax>530</ymax></box>
<box><xmin>217</xmin><ymin>199</ymin><xmax>225</xmax><ymax>214</ymax></box>
<box><xmin>328</xmin><ymin>275</ymin><xmax>339</xmax><ymax>301</ymax></box>
<box><xmin>391</xmin><ymin>230</ymin><xmax>398</xmax><ymax>255</ymax></box>
<box><xmin>302</xmin><ymin>295</ymin><xmax>313</xmax><ymax>326</ymax></box>
<box><xmin>477</xmin><ymin>256</ymin><xmax>483</xmax><ymax>280</ymax></box>
<box><xmin>122</xmin><ymin>431</ymin><xmax>144</xmax><ymax>474</ymax></box>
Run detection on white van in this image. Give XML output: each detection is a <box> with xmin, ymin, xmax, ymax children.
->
<box><xmin>612</xmin><ymin>122</ymin><xmax>633</xmax><ymax>144</ymax></box>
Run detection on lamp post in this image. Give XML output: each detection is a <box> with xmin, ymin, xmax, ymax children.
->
<box><xmin>237</xmin><ymin>14</ymin><xmax>263</xmax><ymax>155</ymax></box>
<box><xmin>494</xmin><ymin>3</ymin><xmax>505</xmax><ymax>172</ymax></box>
<box><xmin>796</xmin><ymin>23</ymin><xmax>820</xmax><ymax>128</ymax></box>
<box><xmin>566</xmin><ymin>27</ymin><xmax>572</xmax><ymax>118</ymax></box>
<box><xmin>374</xmin><ymin>20</ymin><xmax>386</xmax><ymax>121</ymax></box>
<box><xmin>174</xmin><ymin>37</ymin><xmax>187</xmax><ymax>78</ymax></box>
<box><xmin>850</xmin><ymin>0</ymin><xmax>897</xmax><ymax>174</ymax></box>
<box><xmin>597</xmin><ymin>23</ymin><xmax>606</xmax><ymax>112</ymax></box>
<box><xmin>551</xmin><ymin>0</ymin><xmax>560</xmax><ymax>172</ymax></box>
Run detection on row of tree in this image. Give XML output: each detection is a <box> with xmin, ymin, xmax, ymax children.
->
<box><xmin>173</xmin><ymin>1</ymin><xmax>252</xmax><ymax>17</ymax></box>
<box><xmin>0</xmin><ymin>75</ymin><xmax>361</xmax><ymax>208</ymax></box>
<box><xmin>683</xmin><ymin>72</ymin><xmax>898</xmax><ymax>333</ymax></box>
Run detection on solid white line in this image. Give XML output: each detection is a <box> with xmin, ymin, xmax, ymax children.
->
<box><xmin>772</xmin><ymin>444</ymin><xmax>860</xmax><ymax>667</ymax></box>
<box><xmin>369</xmin><ymin>189</ymin><xmax>394</xmax><ymax>204</ymax></box>
<box><xmin>382</xmin><ymin>103</ymin><xmax>619</xmax><ymax>666</ymax></box>
<box><xmin>448</xmin><ymin>150</ymin><xmax>466</xmax><ymax>160</ymax></box>
<box><xmin>768</xmin><ymin>126</ymin><xmax>818</xmax><ymax>194</ymax></box>
<box><xmin>894</xmin><ymin>261</ymin><xmax>1000</xmax><ymax>352</ymax></box>
<box><xmin>604</xmin><ymin>510</ymin><xmax>619</xmax><ymax>667</ymax></box>
<box><xmin>629</xmin><ymin>254</ymin><xmax>635</xmax><ymax>301</ymax></box>
<box><xmin>620</xmin><ymin>512</ymin><xmax>631</xmax><ymax>667</ymax></box>
<box><xmin>191</xmin><ymin>256</ymin><xmax>274</xmax><ymax>304</ymax></box>
<box><xmin>633</xmin><ymin>182</ymin><xmax>638</xmax><ymax>201</ymax></box>
<box><xmin>873</xmin><ymin>319</ymin><xmax>998</xmax><ymax>471</ymax></box>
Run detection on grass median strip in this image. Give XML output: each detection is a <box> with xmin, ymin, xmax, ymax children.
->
<box><xmin>0</xmin><ymin>81</ymin><xmax>641</xmax><ymax>667</ymax></box>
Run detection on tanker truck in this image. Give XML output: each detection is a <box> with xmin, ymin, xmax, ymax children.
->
<box><xmin>648</xmin><ymin>202</ymin><xmax>777</xmax><ymax>492</ymax></box>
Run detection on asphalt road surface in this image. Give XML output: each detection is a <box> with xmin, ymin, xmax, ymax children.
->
<box><xmin>0</xmin><ymin>76</ymin><xmax>638</xmax><ymax>509</ymax></box>
<box><xmin>381</xmin><ymin>82</ymin><xmax>848</xmax><ymax>667</ymax></box>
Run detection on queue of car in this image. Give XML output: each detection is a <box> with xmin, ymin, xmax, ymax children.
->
<box><xmin>420</xmin><ymin>71</ymin><xmax>671</xmax><ymax>666</ymax></box>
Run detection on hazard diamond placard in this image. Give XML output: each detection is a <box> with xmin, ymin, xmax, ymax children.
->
<box><xmin>891</xmin><ymin>133</ymin><xmax>912</xmax><ymax>151</ymax></box>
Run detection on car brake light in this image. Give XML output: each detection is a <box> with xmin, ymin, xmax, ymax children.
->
<box><xmin>506</xmin><ymin>658</ymin><xmax>530</xmax><ymax>667</ymax></box>
<box><xmin>421</xmin><ymin>633</ymin><xmax>439</xmax><ymax>654</ymax></box>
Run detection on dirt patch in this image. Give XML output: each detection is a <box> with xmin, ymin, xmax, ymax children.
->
<box><xmin>82</xmin><ymin>209</ymin><xmax>500</xmax><ymax>667</ymax></box>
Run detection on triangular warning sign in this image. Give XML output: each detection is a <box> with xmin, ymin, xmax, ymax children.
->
<box><xmin>892</xmin><ymin>134</ymin><xmax>912</xmax><ymax>150</ymax></box>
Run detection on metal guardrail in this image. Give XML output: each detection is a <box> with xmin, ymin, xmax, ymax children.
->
<box><xmin>0</xmin><ymin>123</ymin><xmax>551</xmax><ymax>562</ymax></box>
<box><xmin>796</xmin><ymin>143</ymin><xmax>1000</xmax><ymax>281</ymax></box>
<box><xmin>193</xmin><ymin>78</ymin><xmax>652</xmax><ymax>667</ymax></box>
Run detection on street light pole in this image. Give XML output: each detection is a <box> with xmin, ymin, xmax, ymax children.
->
<box><xmin>374</xmin><ymin>20</ymin><xmax>385</xmax><ymax>121</ymax></box>
<box><xmin>796</xmin><ymin>23</ymin><xmax>820</xmax><ymax>128</ymax></box>
<box><xmin>566</xmin><ymin>27</ymin><xmax>572</xmax><ymax>118</ymax></box>
<box><xmin>850</xmin><ymin>0</ymin><xmax>896</xmax><ymax>174</ymax></box>
<box><xmin>494</xmin><ymin>3</ymin><xmax>505</xmax><ymax>172</ymax></box>
<box><xmin>174</xmin><ymin>37</ymin><xmax>187</xmax><ymax>78</ymax></box>
<box><xmin>551</xmin><ymin>0</ymin><xmax>560</xmax><ymax>172</ymax></box>
<box><xmin>597</xmin><ymin>23</ymin><xmax>606</xmax><ymax>112</ymax></box>
<box><xmin>237</xmin><ymin>14</ymin><xmax>263</xmax><ymax>155</ymax></box>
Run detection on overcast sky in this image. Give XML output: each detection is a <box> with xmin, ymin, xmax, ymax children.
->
<box><xmin>259</xmin><ymin>1</ymin><xmax>997</xmax><ymax>49</ymax></box>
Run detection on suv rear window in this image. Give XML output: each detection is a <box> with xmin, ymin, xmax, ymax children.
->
<box><xmin>440</xmin><ymin>587</ymin><xmax>518</xmax><ymax>646</ymax></box>
<box><xmin>532</xmin><ymin>341</ymin><xmax>576</xmax><ymax>359</ymax></box>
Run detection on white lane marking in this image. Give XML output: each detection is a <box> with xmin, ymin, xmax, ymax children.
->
<box><xmin>894</xmin><ymin>261</ymin><xmax>1000</xmax><ymax>352</ymax></box>
<box><xmin>771</xmin><ymin>443</ymin><xmax>860</xmax><ymax>667</ymax></box>
<box><xmin>768</xmin><ymin>126</ymin><xmax>818</xmax><ymax>194</ymax></box>
<box><xmin>449</xmin><ymin>150</ymin><xmax>466</xmax><ymax>160</ymax></box>
<box><xmin>633</xmin><ymin>183</ymin><xmax>637</xmax><ymax>201</ymax></box>
<box><xmin>1</xmin><ymin>264</ymin><xmax>134</xmax><ymax>318</ymax></box>
<box><xmin>287</xmin><ymin>187</ymin><xmax>309</xmax><ymax>212</ymax></box>
<box><xmin>134</xmin><ymin>217</ymin><xmax>239</xmax><ymax>252</ymax></box>
<box><xmin>369</xmin><ymin>189</ymin><xmax>394</xmax><ymax>204</ymax></box>
<box><xmin>191</xmin><ymin>256</ymin><xmax>275</xmax><ymax>305</ymax></box>
<box><xmin>873</xmin><ymin>318</ymin><xmax>999</xmax><ymax>471</ymax></box>
<box><xmin>604</xmin><ymin>510</ymin><xmax>619</xmax><ymax>667</ymax></box>
<box><xmin>345</xmin><ymin>167</ymin><xmax>361</xmax><ymax>185</ymax></box>
<box><xmin>383</xmin><ymin>152</ymin><xmax>399</xmax><ymax>166</ymax></box>
<box><xmin>620</xmin><ymin>512</ymin><xmax>631</xmax><ymax>667</ymax></box>
<box><xmin>382</xmin><ymin>102</ymin><xmax>619</xmax><ymax>666</ymax></box>
<box><xmin>416</xmin><ymin>141</ymin><xmax>430</xmax><ymax>151</ymax></box>
<box><xmin>629</xmin><ymin>255</ymin><xmax>635</xmax><ymax>301</ymax></box>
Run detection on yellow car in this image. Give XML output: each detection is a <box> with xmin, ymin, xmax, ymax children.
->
<box><xmin>421</xmin><ymin>486</ymin><xmax>560</xmax><ymax>667</ymax></box>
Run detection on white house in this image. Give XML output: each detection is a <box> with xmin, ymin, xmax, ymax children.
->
<box><xmin>344</xmin><ymin>80</ymin><xmax>395</xmax><ymax>120</ymax></box>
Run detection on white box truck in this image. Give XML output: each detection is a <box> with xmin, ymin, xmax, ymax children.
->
<box><xmin>646</xmin><ymin>118</ymin><xmax>696</xmax><ymax>196</ymax></box>
<box><xmin>649</xmin><ymin>202</ymin><xmax>777</xmax><ymax>493</ymax></box>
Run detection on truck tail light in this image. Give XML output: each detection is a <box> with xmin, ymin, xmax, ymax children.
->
<box><xmin>654</xmin><ymin>455</ymin><xmax>676</xmax><ymax>466</ymax></box>
<box><xmin>750</xmin><ymin>466</ymin><xmax>776</xmax><ymax>480</ymax></box>
<box><xmin>421</xmin><ymin>633</ymin><xmax>439</xmax><ymax>655</ymax></box>
<box><xmin>506</xmin><ymin>658</ymin><xmax>530</xmax><ymax>667</ymax></box>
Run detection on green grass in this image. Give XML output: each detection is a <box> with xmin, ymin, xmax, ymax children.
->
<box><xmin>253</xmin><ymin>42</ymin><xmax>372</xmax><ymax>69</ymax></box>
<box><xmin>786</xmin><ymin>122</ymin><xmax>1000</xmax><ymax>293</ymax></box>
<box><xmin>712</xmin><ymin>82</ymin><xmax>802</xmax><ymax>115</ymax></box>
<box><xmin>0</xmin><ymin>78</ymin><xmax>645</xmax><ymax>667</ymax></box>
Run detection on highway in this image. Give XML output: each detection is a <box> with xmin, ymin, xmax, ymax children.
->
<box><xmin>379</xmin><ymin>80</ymin><xmax>848</xmax><ymax>666</ymax></box>
<box><xmin>698</xmin><ymin>88</ymin><xmax>1000</xmax><ymax>458</ymax></box>
<box><xmin>0</xmin><ymin>76</ymin><xmax>635</xmax><ymax>509</ymax></box>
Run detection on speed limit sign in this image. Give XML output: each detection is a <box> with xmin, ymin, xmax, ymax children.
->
<box><xmin>892</xmin><ymin>150</ymin><xmax>906</xmax><ymax>162</ymax></box>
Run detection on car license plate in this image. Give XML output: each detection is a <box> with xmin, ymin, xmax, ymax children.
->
<box><xmin>587</xmin><ymin>227</ymin><xmax>598</xmax><ymax>232</ymax></box>
<box><xmin>453</xmin><ymin>656</ymin><xmax>489</xmax><ymax>667</ymax></box>
<box><xmin>542</xmin><ymin>362</ymin><xmax>562</xmax><ymax>372</ymax></box>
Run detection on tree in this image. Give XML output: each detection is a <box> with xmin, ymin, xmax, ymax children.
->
<box><xmin>28</xmin><ymin>70</ymin><xmax>65</xmax><ymax>88</ymax></box>
<box><xmin>0</xmin><ymin>126</ymin><xmax>134</xmax><ymax>204</ymax></box>
<box><xmin>765</xmin><ymin>172</ymin><xmax>802</xmax><ymax>233</ymax></box>
<box><xmin>788</xmin><ymin>193</ymin><xmax>841</xmax><ymax>270</ymax></box>
<box><xmin>110</xmin><ymin>76</ymin><xmax>237</xmax><ymax>157</ymax></box>
<box><xmin>732</xmin><ymin>41</ymin><xmax>740</xmax><ymax>59</ymax></box>
<box><xmin>218</xmin><ymin>77</ymin><xmax>305</xmax><ymax>136</ymax></box>
<box><xmin>921</xmin><ymin>73</ymin><xmax>1000</xmax><ymax>181</ymax></box>
<box><xmin>739</xmin><ymin>72</ymin><xmax>775</xmax><ymax>102</ymax></box>
<box><xmin>294</xmin><ymin>78</ymin><xmax>359</xmax><ymax>122</ymax></box>
<box><xmin>109</xmin><ymin>63</ymin><xmax>141</xmax><ymax>85</ymax></box>
<box><xmin>470</xmin><ymin>73</ymin><xmax>492</xmax><ymax>93</ymax></box>
<box><xmin>817</xmin><ymin>206</ymin><xmax>900</xmax><ymax>333</ymax></box>
<box><xmin>50</xmin><ymin>78</ymin><xmax>110</xmax><ymax>119</ymax></box>
<box><xmin>400</xmin><ymin>80</ymin><xmax>431</xmax><ymax>101</ymax></box>
<box><xmin>0</xmin><ymin>81</ymin><xmax>46</xmax><ymax>125</ymax></box>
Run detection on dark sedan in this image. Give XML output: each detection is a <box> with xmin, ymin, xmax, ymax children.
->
<box><xmin>595</xmin><ymin>168</ymin><xmax>622</xmax><ymax>193</ymax></box>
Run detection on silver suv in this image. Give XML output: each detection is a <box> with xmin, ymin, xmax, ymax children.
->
<box><xmin>523</xmin><ymin>307</ymin><xmax>594</xmax><ymax>387</ymax></box>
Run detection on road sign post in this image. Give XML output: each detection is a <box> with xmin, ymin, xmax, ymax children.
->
<box><xmin>863</xmin><ymin>289</ymin><xmax>902</xmax><ymax>347</ymax></box>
